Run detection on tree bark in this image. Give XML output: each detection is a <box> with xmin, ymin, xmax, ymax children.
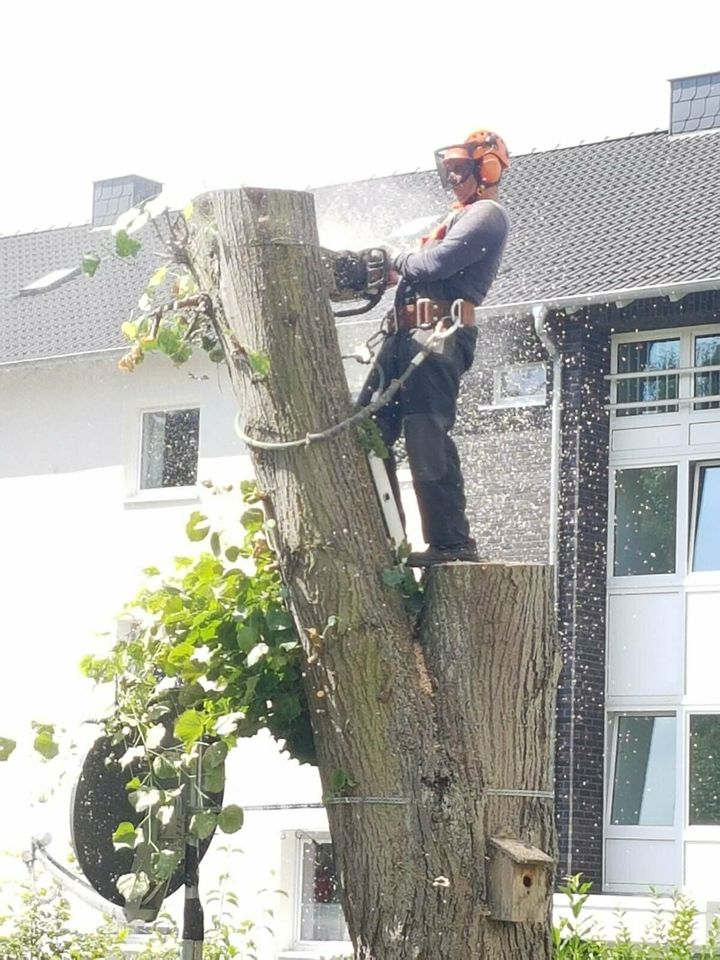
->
<box><xmin>187</xmin><ymin>188</ymin><xmax>560</xmax><ymax>959</ymax></box>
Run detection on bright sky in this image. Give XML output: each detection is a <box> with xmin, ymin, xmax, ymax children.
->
<box><xmin>2</xmin><ymin>0</ymin><xmax>719</xmax><ymax>235</ymax></box>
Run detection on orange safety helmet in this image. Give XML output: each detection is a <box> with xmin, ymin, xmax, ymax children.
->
<box><xmin>435</xmin><ymin>129</ymin><xmax>511</xmax><ymax>190</ymax></box>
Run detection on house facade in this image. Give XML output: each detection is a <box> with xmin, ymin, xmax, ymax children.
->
<box><xmin>2</xmin><ymin>71</ymin><xmax>720</xmax><ymax>953</ymax></box>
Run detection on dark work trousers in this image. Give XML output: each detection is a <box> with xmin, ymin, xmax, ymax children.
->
<box><xmin>358</xmin><ymin>324</ymin><xmax>477</xmax><ymax>547</ymax></box>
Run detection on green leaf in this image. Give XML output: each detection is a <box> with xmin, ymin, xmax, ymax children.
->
<box><xmin>153</xmin><ymin>849</ymin><xmax>180</xmax><ymax>880</ymax></box>
<box><xmin>170</xmin><ymin>341</ymin><xmax>192</xmax><ymax>365</ymax></box>
<box><xmin>166</xmin><ymin>640</ymin><xmax>195</xmax><ymax>667</ymax></box>
<box><xmin>0</xmin><ymin>738</ymin><xmax>17</xmax><ymax>762</ymax></box>
<box><xmin>186</xmin><ymin>512</ymin><xmax>210</xmax><ymax>543</ymax></box>
<box><xmin>235</xmin><ymin>624</ymin><xmax>260</xmax><ymax>652</ymax></box>
<box><xmin>240</xmin><ymin>479</ymin><xmax>261</xmax><ymax>502</ymax></box>
<box><xmin>189</xmin><ymin>810</ymin><xmax>218</xmax><ymax>840</ymax></box>
<box><xmin>382</xmin><ymin>567</ymin><xmax>405</xmax><ymax>588</ymax></box>
<box><xmin>224</xmin><ymin>545</ymin><xmax>241</xmax><ymax>563</ymax></box>
<box><xmin>217</xmin><ymin>804</ymin><xmax>244</xmax><ymax>834</ymax></box>
<box><xmin>203</xmin><ymin>741</ymin><xmax>228</xmax><ymax>769</ymax></box>
<box><xmin>178</xmin><ymin>681</ymin><xmax>206</xmax><ymax>708</ymax></box>
<box><xmin>202</xmin><ymin>764</ymin><xmax>225</xmax><ymax>794</ymax></box>
<box><xmin>182</xmin><ymin>202</ymin><xmax>195</xmax><ymax>221</ymax></box>
<box><xmin>32</xmin><ymin>723</ymin><xmax>59</xmax><ymax>761</ymax></box>
<box><xmin>82</xmin><ymin>253</ymin><xmax>102</xmax><ymax>277</ymax></box>
<box><xmin>248</xmin><ymin>351</ymin><xmax>271</xmax><ymax>378</ymax></box>
<box><xmin>157</xmin><ymin>326</ymin><xmax>182</xmax><ymax>356</ymax></box>
<box><xmin>267</xmin><ymin>610</ymin><xmax>293</xmax><ymax>633</ymax></box>
<box><xmin>152</xmin><ymin>754</ymin><xmax>179</xmax><ymax>781</ymax></box>
<box><xmin>174</xmin><ymin>709</ymin><xmax>205</xmax><ymax>747</ymax></box>
<box><xmin>210</xmin><ymin>531</ymin><xmax>221</xmax><ymax>558</ymax></box>
<box><xmin>117</xmin><ymin>871</ymin><xmax>150</xmax><ymax>902</ymax></box>
<box><xmin>247</xmin><ymin>642</ymin><xmax>269</xmax><ymax>667</ymax></box>
<box><xmin>146</xmin><ymin>703</ymin><xmax>170</xmax><ymax>721</ymax></box>
<box><xmin>115</xmin><ymin>230</ymin><xmax>142</xmax><ymax>258</ymax></box>
<box><xmin>147</xmin><ymin>266</ymin><xmax>168</xmax><ymax>288</ymax></box>
<box><xmin>112</xmin><ymin>821</ymin><xmax>140</xmax><ymax>850</ymax></box>
<box><xmin>121</xmin><ymin>320</ymin><xmax>138</xmax><ymax>340</ymax></box>
<box><xmin>329</xmin><ymin>767</ymin><xmax>356</xmax><ymax>793</ymax></box>
<box><xmin>240</xmin><ymin>508</ymin><xmax>264</xmax><ymax>531</ymax></box>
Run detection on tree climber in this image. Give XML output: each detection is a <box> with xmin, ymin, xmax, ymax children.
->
<box><xmin>358</xmin><ymin>129</ymin><xmax>511</xmax><ymax>566</ymax></box>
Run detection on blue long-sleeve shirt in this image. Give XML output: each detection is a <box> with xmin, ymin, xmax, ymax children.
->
<box><xmin>393</xmin><ymin>199</ymin><xmax>509</xmax><ymax>306</ymax></box>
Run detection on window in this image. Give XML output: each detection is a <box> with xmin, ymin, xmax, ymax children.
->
<box><xmin>140</xmin><ymin>408</ymin><xmax>200</xmax><ymax>490</ymax></box>
<box><xmin>19</xmin><ymin>265</ymin><xmax>82</xmax><ymax>295</ymax></box>
<box><xmin>610</xmin><ymin>715</ymin><xmax>676</xmax><ymax>826</ymax></box>
<box><xmin>492</xmin><ymin>362</ymin><xmax>546</xmax><ymax>407</ymax></box>
<box><xmin>616</xmin><ymin>339</ymin><xmax>680</xmax><ymax>416</ymax></box>
<box><xmin>694</xmin><ymin>334</ymin><xmax>720</xmax><ymax>411</ymax></box>
<box><xmin>298</xmin><ymin>840</ymin><xmax>348</xmax><ymax>942</ymax></box>
<box><xmin>613</xmin><ymin>466</ymin><xmax>677</xmax><ymax>576</ymax></box>
<box><xmin>690</xmin><ymin>462</ymin><xmax>720</xmax><ymax>572</ymax></box>
<box><xmin>689</xmin><ymin>715</ymin><xmax>720</xmax><ymax>826</ymax></box>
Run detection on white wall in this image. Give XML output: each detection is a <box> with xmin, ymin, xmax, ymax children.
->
<box><xmin>0</xmin><ymin>349</ymin><xmax>424</xmax><ymax>956</ymax></box>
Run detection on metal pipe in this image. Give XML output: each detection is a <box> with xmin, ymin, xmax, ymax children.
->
<box><xmin>182</xmin><ymin>747</ymin><xmax>204</xmax><ymax>960</ymax></box>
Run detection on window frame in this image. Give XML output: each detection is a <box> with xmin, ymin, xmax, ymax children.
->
<box><xmin>126</xmin><ymin>403</ymin><xmax>202</xmax><ymax>503</ymax></box>
<box><xmin>692</xmin><ymin>330</ymin><xmax>720</xmax><ymax>412</ymax></box>
<box><xmin>607</xmin><ymin>460</ymin><xmax>685</xmax><ymax>588</ymax></box>
<box><xmin>609</xmin><ymin>324</ymin><xmax>720</xmax><ymax>423</ymax></box>
<box><xmin>490</xmin><ymin>361</ymin><xmax>547</xmax><ymax>409</ymax></box>
<box><xmin>614</xmin><ymin>336</ymin><xmax>681</xmax><ymax>418</ymax></box>
<box><xmin>688</xmin><ymin>460</ymin><xmax>720</xmax><ymax>574</ymax></box>
<box><xmin>605</xmin><ymin>711</ymin><xmax>679</xmax><ymax>840</ymax></box>
<box><xmin>611</xmin><ymin>463</ymin><xmax>680</xmax><ymax>580</ymax></box>
<box><xmin>293</xmin><ymin>834</ymin><xmax>350</xmax><ymax>950</ymax></box>
<box><xmin>686</xmin><ymin>709</ymin><xmax>720</xmax><ymax>836</ymax></box>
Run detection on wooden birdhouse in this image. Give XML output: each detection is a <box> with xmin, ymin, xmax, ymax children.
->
<box><xmin>487</xmin><ymin>837</ymin><xmax>554</xmax><ymax>923</ymax></box>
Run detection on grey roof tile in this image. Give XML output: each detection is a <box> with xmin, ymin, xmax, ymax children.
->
<box><xmin>0</xmin><ymin>222</ymin><xmax>163</xmax><ymax>364</ymax></box>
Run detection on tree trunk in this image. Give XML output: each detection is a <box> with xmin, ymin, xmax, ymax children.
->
<box><xmin>188</xmin><ymin>188</ymin><xmax>560</xmax><ymax>959</ymax></box>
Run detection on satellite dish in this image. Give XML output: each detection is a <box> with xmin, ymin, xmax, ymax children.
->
<box><xmin>71</xmin><ymin>734</ymin><xmax>223</xmax><ymax>921</ymax></box>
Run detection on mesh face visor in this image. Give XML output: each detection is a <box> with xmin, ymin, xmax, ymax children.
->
<box><xmin>434</xmin><ymin>144</ymin><xmax>477</xmax><ymax>188</ymax></box>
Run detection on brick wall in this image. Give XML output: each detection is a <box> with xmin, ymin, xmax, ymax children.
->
<box><xmin>553</xmin><ymin>314</ymin><xmax>611</xmax><ymax>886</ymax></box>
<box><xmin>456</xmin><ymin>315</ymin><xmax>553</xmax><ymax>563</ymax></box>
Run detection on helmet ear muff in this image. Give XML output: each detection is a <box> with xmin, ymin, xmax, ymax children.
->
<box><xmin>477</xmin><ymin>154</ymin><xmax>503</xmax><ymax>187</ymax></box>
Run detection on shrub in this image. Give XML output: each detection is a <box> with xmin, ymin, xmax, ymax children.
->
<box><xmin>554</xmin><ymin>874</ymin><xmax>720</xmax><ymax>959</ymax></box>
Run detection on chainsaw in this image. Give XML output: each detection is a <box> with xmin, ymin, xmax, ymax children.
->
<box><xmin>319</xmin><ymin>246</ymin><xmax>407</xmax><ymax>548</ymax></box>
<box><xmin>322</xmin><ymin>247</ymin><xmax>391</xmax><ymax>318</ymax></box>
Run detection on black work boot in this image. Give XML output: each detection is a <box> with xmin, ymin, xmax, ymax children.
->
<box><xmin>406</xmin><ymin>539</ymin><xmax>480</xmax><ymax>568</ymax></box>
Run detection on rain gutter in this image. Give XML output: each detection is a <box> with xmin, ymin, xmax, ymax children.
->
<box><xmin>0</xmin><ymin>346</ymin><xmax>124</xmax><ymax>369</ymax></box>
<box><xmin>475</xmin><ymin>274</ymin><xmax>720</xmax><ymax>321</ymax></box>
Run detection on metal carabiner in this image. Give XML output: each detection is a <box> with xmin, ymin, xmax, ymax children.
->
<box><xmin>433</xmin><ymin>299</ymin><xmax>464</xmax><ymax>340</ymax></box>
